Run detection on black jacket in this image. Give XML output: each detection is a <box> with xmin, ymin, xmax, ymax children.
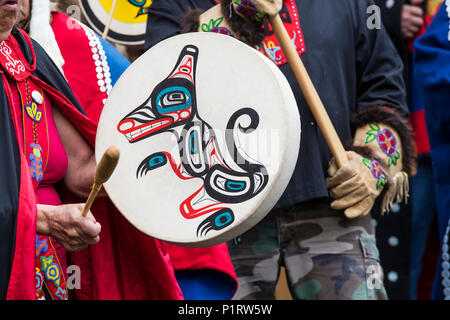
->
<box><xmin>144</xmin><ymin>0</ymin><xmax>408</xmax><ymax>208</ymax></box>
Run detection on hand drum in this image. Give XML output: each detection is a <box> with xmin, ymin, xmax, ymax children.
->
<box><xmin>96</xmin><ymin>32</ymin><xmax>301</xmax><ymax>247</ymax></box>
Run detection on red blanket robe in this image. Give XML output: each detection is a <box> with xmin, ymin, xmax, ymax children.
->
<box><xmin>3</xmin><ymin>27</ymin><xmax>182</xmax><ymax>300</ymax></box>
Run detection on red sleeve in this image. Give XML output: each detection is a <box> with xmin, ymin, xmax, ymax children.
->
<box><xmin>167</xmin><ymin>243</ymin><xmax>237</xmax><ymax>290</ymax></box>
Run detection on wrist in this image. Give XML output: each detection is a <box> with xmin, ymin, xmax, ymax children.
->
<box><xmin>36</xmin><ymin>204</ymin><xmax>55</xmax><ymax>236</ymax></box>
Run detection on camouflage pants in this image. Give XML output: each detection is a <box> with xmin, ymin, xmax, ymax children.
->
<box><xmin>227</xmin><ymin>200</ymin><xmax>388</xmax><ymax>300</ymax></box>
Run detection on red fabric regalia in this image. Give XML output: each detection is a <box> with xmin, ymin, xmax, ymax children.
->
<box><xmin>50</xmin><ymin>13</ymin><xmax>237</xmax><ymax>299</ymax></box>
<box><xmin>2</xmin><ymin>28</ymin><xmax>182</xmax><ymax>300</ymax></box>
<box><xmin>50</xmin><ymin>12</ymin><xmax>111</xmax><ymax>123</ymax></box>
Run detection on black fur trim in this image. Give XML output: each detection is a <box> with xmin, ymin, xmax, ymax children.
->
<box><xmin>221</xmin><ymin>0</ymin><xmax>266</xmax><ymax>46</ymax></box>
<box><xmin>181</xmin><ymin>9</ymin><xmax>203</xmax><ymax>34</ymax></box>
<box><xmin>351</xmin><ymin>106</ymin><xmax>417</xmax><ymax>176</ymax></box>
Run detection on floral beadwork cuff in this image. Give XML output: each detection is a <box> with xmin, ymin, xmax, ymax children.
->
<box><xmin>351</xmin><ymin>106</ymin><xmax>417</xmax><ymax>213</ymax></box>
<box><xmin>351</xmin><ymin>106</ymin><xmax>416</xmax><ymax>176</ymax></box>
<box><xmin>232</xmin><ymin>0</ymin><xmax>269</xmax><ymax>24</ymax></box>
<box><xmin>354</xmin><ymin>122</ymin><xmax>403</xmax><ymax>175</ymax></box>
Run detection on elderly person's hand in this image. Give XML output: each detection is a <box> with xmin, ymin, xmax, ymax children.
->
<box><xmin>37</xmin><ymin>204</ymin><xmax>101</xmax><ymax>252</ymax></box>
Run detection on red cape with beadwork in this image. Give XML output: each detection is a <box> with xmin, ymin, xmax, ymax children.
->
<box><xmin>2</xmin><ymin>28</ymin><xmax>182</xmax><ymax>300</ymax></box>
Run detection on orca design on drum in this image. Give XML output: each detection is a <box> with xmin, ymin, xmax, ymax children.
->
<box><xmin>117</xmin><ymin>45</ymin><xmax>269</xmax><ymax>237</ymax></box>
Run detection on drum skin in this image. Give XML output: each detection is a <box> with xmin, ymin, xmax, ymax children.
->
<box><xmin>96</xmin><ymin>32</ymin><xmax>300</xmax><ymax>247</ymax></box>
<box><xmin>79</xmin><ymin>0</ymin><xmax>151</xmax><ymax>45</ymax></box>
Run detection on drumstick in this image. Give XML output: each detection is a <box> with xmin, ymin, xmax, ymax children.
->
<box><xmin>102</xmin><ymin>0</ymin><xmax>119</xmax><ymax>39</ymax></box>
<box><xmin>81</xmin><ymin>146</ymin><xmax>120</xmax><ymax>217</ymax></box>
<box><xmin>268</xmin><ymin>15</ymin><xmax>348</xmax><ymax>168</ymax></box>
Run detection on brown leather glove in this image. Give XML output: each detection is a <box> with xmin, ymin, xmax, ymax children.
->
<box><xmin>326</xmin><ymin>107</ymin><xmax>415</xmax><ymax>219</ymax></box>
<box><xmin>327</xmin><ymin>151</ymin><xmax>387</xmax><ymax>219</ymax></box>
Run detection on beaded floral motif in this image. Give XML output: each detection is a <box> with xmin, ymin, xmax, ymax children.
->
<box><xmin>35</xmin><ymin>235</ymin><xmax>48</xmax><ymax>257</ymax></box>
<box><xmin>55</xmin><ymin>287</ymin><xmax>68</xmax><ymax>300</ymax></box>
<box><xmin>233</xmin><ymin>0</ymin><xmax>266</xmax><ymax>24</ymax></box>
<box><xmin>40</xmin><ymin>255</ymin><xmax>61</xmax><ymax>287</ymax></box>
<box><xmin>29</xmin><ymin>143</ymin><xmax>43</xmax><ymax>183</ymax></box>
<box><xmin>24</xmin><ymin>102</ymin><xmax>42</xmax><ymax>123</ymax></box>
<box><xmin>365</xmin><ymin>123</ymin><xmax>400</xmax><ymax>167</ymax></box>
<box><xmin>201</xmin><ymin>17</ymin><xmax>233</xmax><ymax>36</ymax></box>
<box><xmin>362</xmin><ymin>157</ymin><xmax>387</xmax><ymax>190</ymax></box>
<box><xmin>35</xmin><ymin>267</ymin><xmax>44</xmax><ymax>299</ymax></box>
<box><xmin>35</xmin><ymin>237</ymin><xmax>68</xmax><ymax>300</ymax></box>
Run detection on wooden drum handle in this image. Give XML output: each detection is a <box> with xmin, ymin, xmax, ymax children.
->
<box><xmin>269</xmin><ymin>15</ymin><xmax>348</xmax><ymax>168</ymax></box>
<box><xmin>81</xmin><ymin>146</ymin><xmax>120</xmax><ymax>217</ymax></box>
<box><xmin>102</xmin><ymin>0</ymin><xmax>119</xmax><ymax>39</ymax></box>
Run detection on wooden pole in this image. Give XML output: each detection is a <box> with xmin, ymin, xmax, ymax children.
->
<box><xmin>81</xmin><ymin>146</ymin><xmax>120</xmax><ymax>217</ymax></box>
<box><xmin>102</xmin><ymin>0</ymin><xmax>119</xmax><ymax>39</ymax></box>
<box><xmin>269</xmin><ymin>15</ymin><xmax>348</xmax><ymax>168</ymax></box>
